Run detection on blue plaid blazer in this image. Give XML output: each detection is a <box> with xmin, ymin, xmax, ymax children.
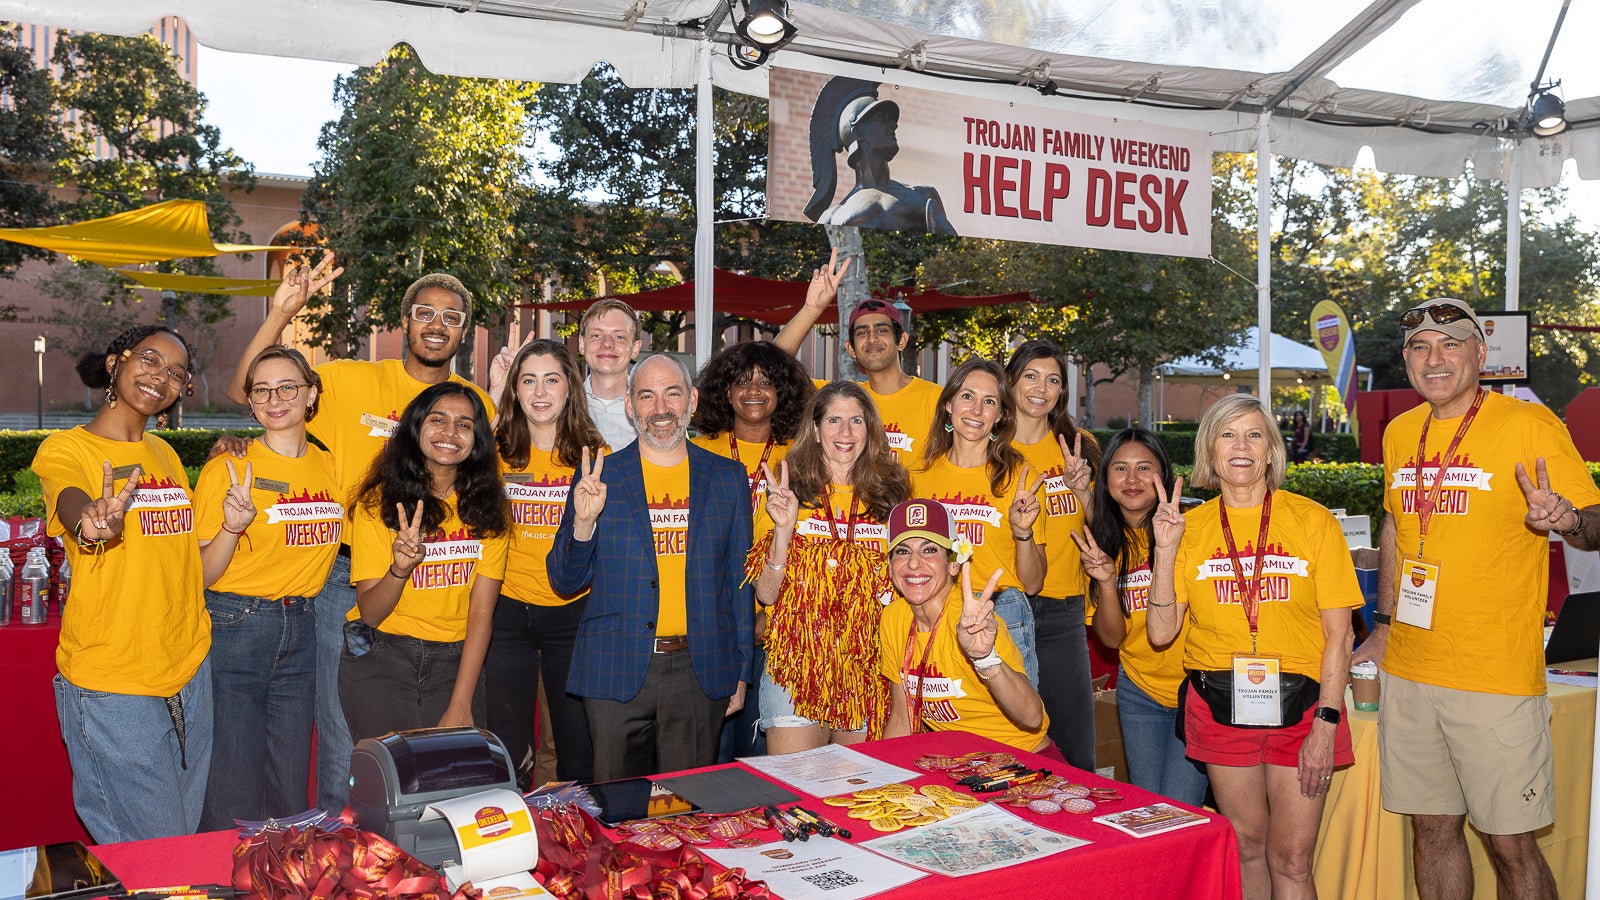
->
<box><xmin>548</xmin><ymin>441</ymin><xmax>755</xmax><ymax>702</ymax></box>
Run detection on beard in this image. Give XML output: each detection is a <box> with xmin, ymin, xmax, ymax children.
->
<box><xmin>632</xmin><ymin>410</ymin><xmax>689</xmax><ymax>452</ymax></box>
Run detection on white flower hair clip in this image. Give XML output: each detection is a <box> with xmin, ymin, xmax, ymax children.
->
<box><xmin>951</xmin><ymin>535</ymin><xmax>975</xmax><ymax>565</ymax></box>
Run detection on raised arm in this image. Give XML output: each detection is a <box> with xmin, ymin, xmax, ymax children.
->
<box><xmin>1144</xmin><ymin>477</ymin><xmax>1186</xmax><ymax>648</ymax></box>
<box><xmin>225</xmin><ymin>255</ymin><xmax>342</xmax><ymax>405</ymax></box>
<box><xmin>773</xmin><ymin>250</ymin><xmax>848</xmax><ymax>356</ymax></box>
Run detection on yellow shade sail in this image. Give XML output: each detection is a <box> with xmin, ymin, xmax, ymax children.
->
<box><xmin>0</xmin><ymin>199</ymin><xmax>291</xmax><ymax>266</ymax></box>
<box><xmin>117</xmin><ymin>269</ymin><xmax>284</xmax><ymax>296</ymax></box>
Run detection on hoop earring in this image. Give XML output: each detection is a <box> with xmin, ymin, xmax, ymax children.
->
<box><xmin>943</xmin><ymin>422</ymin><xmax>954</xmax><ymax>432</ymax></box>
<box><xmin>988</xmin><ymin>430</ymin><xmax>999</xmax><ymax>442</ymax></box>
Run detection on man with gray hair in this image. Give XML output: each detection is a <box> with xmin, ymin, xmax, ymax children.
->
<box><xmin>549</xmin><ymin>353</ymin><xmax>754</xmax><ymax>779</ymax></box>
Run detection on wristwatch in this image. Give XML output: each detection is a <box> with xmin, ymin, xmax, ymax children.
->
<box><xmin>1371</xmin><ymin>611</ymin><xmax>1392</xmax><ymax>626</ymax></box>
<box><xmin>1313</xmin><ymin>706</ymin><xmax>1341</xmax><ymax>725</ymax></box>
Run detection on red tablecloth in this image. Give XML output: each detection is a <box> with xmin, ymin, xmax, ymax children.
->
<box><xmin>95</xmin><ymin>731</ymin><xmax>1241</xmax><ymax>900</ymax></box>
<box><xmin>0</xmin><ymin>612</ymin><xmax>91</xmax><ymax>849</ymax></box>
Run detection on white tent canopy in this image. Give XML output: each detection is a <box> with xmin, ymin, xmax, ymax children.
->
<box><xmin>1158</xmin><ymin>326</ymin><xmax>1372</xmax><ymax>388</ymax></box>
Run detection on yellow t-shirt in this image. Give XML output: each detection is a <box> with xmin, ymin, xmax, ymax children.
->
<box><xmin>642</xmin><ymin>458</ymin><xmax>691</xmax><ymax>636</ymax></box>
<box><xmin>690</xmin><ymin>433</ymin><xmax>789</xmax><ymax>543</ymax></box>
<box><xmin>793</xmin><ymin>484</ymin><xmax>890</xmax><ymax>553</ymax></box>
<box><xmin>879</xmin><ymin>588</ymin><xmax>1049</xmax><ymax>752</ymax></box>
<box><xmin>33</xmin><ymin>427</ymin><xmax>209</xmax><ymax>696</ymax></box>
<box><xmin>1174</xmin><ymin>491</ymin><xmax>1362</xmax><ymax>679</ymax></box>
<box><xmin>502</xmin><ymin>448</ymin><xmax>586</xmax><ymax>607</ymax></box>
<box><xmin>309</xmin><ymin>358</ymin><xmax>496</xmax><ymax>506</ymax></box>
<box><xmin>911</xmin><ymin>457</ymin><xmax>1037</xmax><ymax>592</ymax></box>
<box><xmin>1015</xmin><ymin>433</ymin><xmax>1089</xmax><ymax>599</ymax></box>
<box><xmin>1087</xmin><ymin>532</ymin><xmax>1188</xmax><ymax>708</ymax></box>
<box><xmin>1382</xmin><ymin>391</ymin><xmax>1600</xmax><ymax>695</ymax></box>
<box><xmin>348</xmin><ymin>500</ymin><xmax>509</xmax><ymax>642</ymax></box>
<box><xmin>194</xmin><ymin>441</ymin><xmax>343</xmax><ymax>599</ymax></box>
<box><xmin>868</xmin><ymin>376</ymin><xmax>941</xmax><ymax>467</ymax></box>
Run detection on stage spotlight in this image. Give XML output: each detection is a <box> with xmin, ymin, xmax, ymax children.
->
<box><xmin>1529</xmin><ymin>83</ymin><xmax>1567</xmax><ymax>137</ymax></box>
<box><xmin>735</xmin><ymin>0</ymin><xmax>797</xmax><ymax>52</ymax></box>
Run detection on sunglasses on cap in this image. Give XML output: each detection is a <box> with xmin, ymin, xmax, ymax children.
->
<box><xmin>1400</xmin><ymin>303</ymin><xmax>1479</xmax><ymax>333</ymax></box>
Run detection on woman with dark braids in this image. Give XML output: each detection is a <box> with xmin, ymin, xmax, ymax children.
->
<box><xmin>341</xmin><ymin>383</ymin><xmax>511</xmax><ymax>742</ymax></box>
<box><xmin>33</xmin><ymin>324</ymin><xmax>218</xmax><ymax>842</ymax></box>
<box><xmin>488</xmin><ymin>340</ymin><xmax>605</xmax><ymax>787</ymax></box>
<box><xmin>691</xmin><ymin>340</ymin><xmax>815</xmax><ymax>543</ymax></box>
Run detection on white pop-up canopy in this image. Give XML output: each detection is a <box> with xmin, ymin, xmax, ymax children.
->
<box><xmin>1159</xmin><ymin>326</ymin><xmax>1372</xmax><ymax>388</ymax></box>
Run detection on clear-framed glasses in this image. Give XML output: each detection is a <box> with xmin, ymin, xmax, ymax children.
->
<box><xmin>134</xmin><ymin>350</ymin><xmax>191</xmax><ymax>387</ymax></box>
<box><xmin>247</xmin><ymin>383</ymin><xmax>308</xmax><ymax>404</ymax></box>
<box><xmin>410</xmin><ymin>304</ymin><xmax>468</xmax><ymax>328</ymax></box>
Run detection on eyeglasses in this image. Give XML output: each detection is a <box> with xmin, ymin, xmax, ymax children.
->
<box><xmin>247</xmin><ymin>383</ymin><xmax>309</xmax><ymax>404</ymax></box>
<box><xmin>134</xmin><ymin>350</ymin><xmax>191</xmax><ymax>387</ymax></box>
<box><xmin>410</xmin><ymin>304</ymin><xmax>468</xmax><ymax>328</ymax></box>
<box><xmin>1400</xmin><ymin>304</ymin><xmax>1480</xmax><ymax>334</ymax></box>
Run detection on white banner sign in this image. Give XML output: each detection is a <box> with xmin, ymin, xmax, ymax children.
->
<box><xmin>768</xmin><ymin>69</ymin><xmax>1212</xmax><ymax>258</ymax></box>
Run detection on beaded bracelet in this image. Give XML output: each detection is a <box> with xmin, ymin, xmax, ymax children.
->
<box><xmin>74</xmin><ymin>520</ymin><xmax>107</xmax><ymax>552</ymax></box>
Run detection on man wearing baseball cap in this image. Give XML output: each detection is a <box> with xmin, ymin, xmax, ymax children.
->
<box><xmin>877</xmin><ymin>498</ymin><xmax>1057</xmax><ymax>757</ymax></box>
<box><xmin>776</xmin><ymin>254</ymin><xmax>942</xmax><ymax>467</ymax></box>
<box><xmin>1355</xmin><ymin>298</ymin><xmax>1599</xmax><ymax>899</ymax></box>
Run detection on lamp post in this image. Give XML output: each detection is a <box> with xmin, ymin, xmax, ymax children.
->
<box><xmin>33</xmin><ymin>335</ymin><xmax>46</xmax><ymax>429</ymax></box>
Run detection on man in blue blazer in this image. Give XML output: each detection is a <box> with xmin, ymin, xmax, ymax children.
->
<box><xmin>549</xmin><ymin>353</ymin><xmax>754</xmax><ymax>780</ymax></box>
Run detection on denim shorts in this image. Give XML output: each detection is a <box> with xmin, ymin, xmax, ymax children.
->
<box><xmin>757</xmin><ymin>668</ymin><xmax>867</xmax><ymax>733</ymax></box>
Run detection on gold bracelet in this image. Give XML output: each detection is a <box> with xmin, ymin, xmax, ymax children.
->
<box><xmin>1146</xmin><ymin>596</ymin><xmax>1177</xmax><ymax>608</ymax></box>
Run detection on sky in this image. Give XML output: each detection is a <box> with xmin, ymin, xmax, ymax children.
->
<box><xmin>196</xmin><ymin>44</ymin><xmax>1600</xmax><ymax>228</ymax></box>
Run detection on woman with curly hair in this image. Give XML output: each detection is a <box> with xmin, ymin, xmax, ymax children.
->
<box><xmin>341</xmin><ymin>383</ymin><xmax>511</xmax><ymax>743</ymax></box>
<box><xmin>1004</xmin><ymin>340</ymin><xmax>1101</xmax><ymax>768</ymax></box>
<box><xmin>33</xmin><ymin>324</ymin><xmax>216</xmax><ymax>842</ymax></box>
<box><xmin>912</xmin><ymin>357</ymin><xmax>1045</xmax><ymax>686</ymax></box>
<box><xmin>488</xmin><ymin>340</ymin><xmax>606</xmax><ymax>787</ymax></box>
<box><xmin>751</xmin><ymin>380</ymin><xmax>910</xmax><ymax>754</ymax></box>
<box><xmin>691</xmin><ymin>340</ymin><xmax>815</xmax><ymax>541</ymax></box>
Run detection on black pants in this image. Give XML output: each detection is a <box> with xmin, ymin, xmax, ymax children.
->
<box><xmin>339</xmin><ymin>630</ymin><xmax>485</xmax><ymax>744</ymax></box>
<box><xmin>485</xmin><ymin>596</ymin><xmax>594</xmax><ymax>788</ymax></box>
<box><xmin>1030</xmin><ymin>593</ymin><xmax>1097</xmax><ymax>770</ymax></box>
<box><xmin>583</xmin><ymin>649</ymin><xmax>728</xmax><ymax>781</ymax></box>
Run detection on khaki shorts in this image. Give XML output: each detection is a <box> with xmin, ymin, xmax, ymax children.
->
<box><xmin>1377</xmin><ymin>671</ymin><xmax>1554</xmax><ymax>834</ymax></box>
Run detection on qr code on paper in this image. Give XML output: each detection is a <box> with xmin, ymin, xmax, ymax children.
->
<box><xmin>800</xmin><ymin>869</ymin><xmax>862</xmax><ymax>891</ymax></box>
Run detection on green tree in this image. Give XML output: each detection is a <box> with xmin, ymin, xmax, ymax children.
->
<box><xmin>0</xmin><ymin>22</ymin><xmax>64</xmax><ymax>281</ymax></box>
<box><xmin>303</xmin><ymin>45</ymin><xmax>538</xmax><ymax>363</ymax></box>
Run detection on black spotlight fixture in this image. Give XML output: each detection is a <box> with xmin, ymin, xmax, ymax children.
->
<box><xmin>734</xmin><ymin>0</ymin><xmax>798</xmax><ymax>54</ymax></box>
<box><xmin>1528</xmin><ymin>81</ymin><xmax>1567</xmax><ymax>137</ymax></box>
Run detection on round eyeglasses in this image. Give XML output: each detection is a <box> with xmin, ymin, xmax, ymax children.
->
<box><xmin>247</xmin><ymin>383</ymin><xmax>310</xmax><ymax>404</ymax></box>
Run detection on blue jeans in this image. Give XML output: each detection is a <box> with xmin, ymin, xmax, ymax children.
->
<box><xmin>991</xmin><ymin>587</ymin><xmax>1038</xmax><ymax>688</ymax></box>
<box><xmin>53</xmin><ymin>657</ymin><xmax>213</xmax><ymax>844</ymax></box>
<box><xmin>719</xmin><ymin>645</ymin><xmax>766</xmax><ymax>763</ymax></box>
<box><xmin>1030</xmin><ymin>594</ymin><xmax>1096</xmax><ymax>770</ymax></box>
<box><xmin>313</xmin><ymin>552</ymin><xmax>356</xmax><ymax>812</ymax></box>
<box><xmin>200</xmin><ymin>590</ymin><xmax>316</xmax><ymax>830</ymax></box>
<box><xmin>1117</xmin><ymin>665</ymin><xmax>1208</xmax><ymax>807</ymax></box>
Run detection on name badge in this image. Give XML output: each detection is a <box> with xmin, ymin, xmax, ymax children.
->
<box><xmin>504</xmin><ymin>474</ymin><xmax>537</xmax><ymax>484</ymax></box>
<box><xmin>1231</xmin><ymin>654</ymin><xmax>1283</xmax><ymax>726</ymax></box>
<box><xmin>360</xmin><ymin>412</ymin><xmax>398</xmax><ymax>438</ymax></box>
<box><xmin>1395</xmin><ymin>554</ymin><xmax>1441</xmax><ymax>630</ymax></box>
<box><xmin>253</xmin><ymin>477</ymin><xmax>290</xmax><ymax>493</ymax></box>
<box><xmin>110</xmin><ymin>464</ymin><xmax>141</xmax><ymax>481</ymax></box>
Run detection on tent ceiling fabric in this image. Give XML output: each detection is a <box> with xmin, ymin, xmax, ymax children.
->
<box><xmin>11</xmin><ymin>0</ymin><xmax>1596</xmax><ymax>182</ymax></box>
<box><xmin>1157</xmin><ymin>326</ymin><xmax>1372</xmax><ymax>387</ymax></box>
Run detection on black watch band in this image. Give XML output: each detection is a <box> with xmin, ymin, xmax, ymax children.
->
<box><xmin>1371</xmin><ymin>611</ymin><xmax>1392</xmax><ymax>626</ymax></box>
<box><xmin>1313</xmin><ymin>706</ymin><xmax>1341</xmax><ymax>725</ymax></box>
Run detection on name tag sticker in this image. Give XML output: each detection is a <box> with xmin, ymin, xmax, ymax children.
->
<box><xmin>360</xmin><ymin>412</ymin><xmax>398</xmax><ymax>438</ymax></box>
<box><xmin>1231</xmin><ymin>654</ymin><xmax>1283</xmax><ymax>726</ymax></box>
<box><xmin>110</xmin><ymin>464</ymin><xmax>141</xmax><ymax>481</ymax></box>
<box><xmin>253</xmin><ymin>477</ymin><xmax>291</xmax><ymax>493</ymax></box>
<box><xmin>1396</xmin><ymin>554</ymin><xmax>1441</xmax><ymax>630</ymax></box>
<box><xmin>504</xmin><ymin>474</ymin><xmax>537</xmax><ymax>484</ymax></box>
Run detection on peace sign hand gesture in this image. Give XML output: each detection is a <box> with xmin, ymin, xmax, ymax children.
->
<box><xmin>221</xmin><ymin>459</ymin><xmax>257</xmax><ymax>534</ymax></box>
<box><xmin>956</xmin><ymin>562</ymin><xmax>1005</xmax><ymax>660</ymax></box>
<box><xmin>1058</xmin><ymin>432</ymin><xmax>1093</xmax><ymax>493</ymax></box>
<box><xmin>1071</xmin><ymin>528</ymin><xmax>1116</xmax><ymax>585</ymax></box>
<box><xmin>79</xmin><ymin>461</ymin><xmax>141</xmax><ymax>542</ymax></box>
<box><xmin>270</xmin><ymin>253</ymin><xmax>342</xmax><ymax>318</ymax></box>
<box><xmin>803</xmin><ymin>248</ymin><xmax>852</xmax><ymax>312</ymax></box>
<box><xmin>762</xmin><ymin>460</ymin><xmax>797</xmax><ymax>530</ymax></box>
<box><xmin>1151</xmin><ymin>476</ymin><xmax>1186</xmax><ymax>551</ymax></box>
<box><xmin>572</xmin><ymin>447</ymin><xmax>608</xmax><ymax>525</ymax></box>
<box><xmin>391</xmin><ymin>500</ymin><xmax>427</xmax><ymax>575</ymax></box>
<box><xmin>1516</xmin><ymin>459</ymin><xmax>1579</xmax><ymax>534</ymax></box>
<box><xmin>1008</xmin><ymin>465</ymin><xmax>1046</xmax><ymax>536</ymax></box>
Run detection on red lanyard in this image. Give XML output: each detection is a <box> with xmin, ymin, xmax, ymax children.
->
<box><xmin>819</xmin><ymin>487</ymin><xmax>860</xmax><ymax>544</ymax></box>
<box><xmin>728</xmin><ymin>433</ymin><xmax>775</xmax><ymax>516</ymax></box>
<box><xmin>1218</xmin><ymin>490</ymin><xmax>1273</xmax><ymax>654</ymax></box>
<box><xmin>1413</xmin><ymin>389</ymin><xmax>1484</xmax><ymax>554</ymax></box>
<box><xmin>900</xmin><ymin>604</ymin><xmax>945</xmax><ymax>734</ymax></box>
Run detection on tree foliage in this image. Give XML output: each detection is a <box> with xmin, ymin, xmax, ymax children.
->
<box><xmin>302</xmin><ymin>44</ymin><xmax>538</xmax><ymax>360</ymax></box>
<box><xmin>0</xmin><ymin>23</ymin><xmax>63</xmax><ymax>279</ymax></box>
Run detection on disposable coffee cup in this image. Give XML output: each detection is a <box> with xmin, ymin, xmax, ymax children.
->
<box><xmin>1351</xmin><ymin>661</ymin><xmax>1379</xmax><ymax>711</ymax></box>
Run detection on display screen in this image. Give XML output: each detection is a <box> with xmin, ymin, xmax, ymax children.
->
<box><xmin>589</xmin><ymin>778</ymin><xmax>700</xmax><ymax>827</ymax></box>
<box><xmin>0</xmin><ymin>842</ymin><xmax>120</xmax><ymax>900</ymax></box>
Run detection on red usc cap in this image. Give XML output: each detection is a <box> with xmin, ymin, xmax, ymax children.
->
<box><xmin>847</xmin><ymin>299</ymin><xmax>904</xmax><ymax>333</ymax></box>
<box><xmin>888</xmin><ymin>498</ymin><xmax>953</xmax><ymax>551</ymax></box>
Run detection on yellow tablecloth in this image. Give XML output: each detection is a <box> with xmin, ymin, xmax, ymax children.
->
<box><xmin>1314</xmin><ymin>669</ymin><xmax>1596</xmax><ymax>899</ymax></box>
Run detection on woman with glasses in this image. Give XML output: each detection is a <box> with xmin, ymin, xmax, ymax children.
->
<box><xmin>341</xmin><ymin>383</ymin><xmax>511</xmax><ymax>743</ymax></box>
<box><xmin>488</xmin><ymin>340</ymin><xmax>606</xmax><ymax>788</ymax></box>
<box><xmin>32</xmin><ymin>325</ymin><xmax>216</xmax><ymax>842</ymax></box>
<box><xmin>191</xmin><ymin>346</ymin><xmax>340</xmax><ymax>829</ymax></box>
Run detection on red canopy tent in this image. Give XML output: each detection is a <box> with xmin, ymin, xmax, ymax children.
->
<box><xmin>518</xmin><ymin>268</ymin><xmax>1033</xmax><ymax>326</ymax></box>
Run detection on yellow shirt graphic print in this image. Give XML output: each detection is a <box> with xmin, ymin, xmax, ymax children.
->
<box><xmin>130</xmin><ymin>473</ymin><xmax>195</xmax><ymax>537</ymax></box>
<box><xmin>643</xmin><ymin>458</ymin><xmax>691</xmax><ymax>636</ymax></box>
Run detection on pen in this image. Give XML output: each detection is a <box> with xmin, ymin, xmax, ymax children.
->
<box><xmin>764</xmin><ymin>805</ymin><xmax>799</xmax><ymax>842</ymax></box>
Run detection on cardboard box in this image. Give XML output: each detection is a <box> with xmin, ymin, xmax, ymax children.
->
<box><xmin>1092</xmin><ymin>675</ymin><xmax>1129</xmax><ymax>783</ymax></box>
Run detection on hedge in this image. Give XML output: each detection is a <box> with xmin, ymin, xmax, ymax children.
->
<box><xmin>0</xmin><ymin>427</ymin><xmax>262</xmax><ymax>492</ymax></box>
